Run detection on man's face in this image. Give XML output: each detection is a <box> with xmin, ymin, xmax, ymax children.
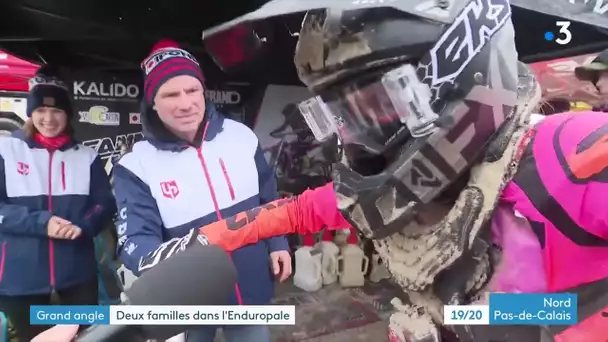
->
<box><xmin>597</xmin><ymin>73</ymin><xmax>608</xmax><ymax>95</ymax></box>
<box><xmin>153</xmin><ymin>75</ymin><xmax>205</xmax><ymax>135</ymax></box>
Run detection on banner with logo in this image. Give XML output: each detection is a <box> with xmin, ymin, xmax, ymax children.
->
<box><xmin>205</xmin><ymin>82</ymin><xmax>262</xmax><ymax>127</ymax></box>
<box><xmin>65</xmin><ymin>71</ymin><xmax>144</xmax><ymax>165</ymax></box>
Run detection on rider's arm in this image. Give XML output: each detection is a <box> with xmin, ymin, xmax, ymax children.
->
<box><xmin>200</xmin><ymin>181</ymin><xmax>351</xmax><ymax>251</ymax></box>
<box><xmin>117</xmin><ymin>181</ymin><xmax>350</xmax><ymax>267</ymax></box>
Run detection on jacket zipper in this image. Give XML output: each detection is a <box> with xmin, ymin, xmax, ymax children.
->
<box><xmin>218</xmin><ymin>158</ymin><xmax>236</xmax><ymax>201</ymax></box>
<box><xmin>61</xmin><ymin>161</ymin><xmax>66</xmax><ymax>191</ymax></box>
<box><xmin>48</xmin><ymin>151</ymin><xmax>56</xmax><ymax>288</ymax></box>
<box><xmin>196</xmin><ymin>122</ymin><xmax>244</xmax><ymax>305</ymax></box>
<box><xmin>0</xmin><ymin>242</ymin><xmax>6</xmax><ymax>283</ymax></box>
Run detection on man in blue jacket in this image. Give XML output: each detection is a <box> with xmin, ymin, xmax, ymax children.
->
<box><xmin>112</xmin><ymin>40</ymin><xmax>291</xmax><ymax>342</ymax></box>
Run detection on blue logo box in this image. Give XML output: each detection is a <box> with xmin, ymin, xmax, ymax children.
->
<box><xmin>30</xmin><ymin>305</ymin><xmax>110</xmax><ymax>325</ymax></box>
<box><xmin>489</xmin><ymin>293</ymin><xmax>577</xmax><ymax>325</ymax></box>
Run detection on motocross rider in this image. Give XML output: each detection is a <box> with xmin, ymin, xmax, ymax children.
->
<box><xmin>187</xmin><ymin>2</ymin><xmax>608</xmax><ymax>341</ymax></box>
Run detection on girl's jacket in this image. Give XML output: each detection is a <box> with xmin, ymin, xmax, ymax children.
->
<box><xmin>0</xmin><ymin>130</ymin><xmax>116</xmax><ymax>295</ymax></box>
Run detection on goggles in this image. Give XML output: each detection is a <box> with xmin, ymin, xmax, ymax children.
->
<box><xmin>298</xmin><ymin>64</ymin><xmax>439</xmax><ymax>154</ymax></box>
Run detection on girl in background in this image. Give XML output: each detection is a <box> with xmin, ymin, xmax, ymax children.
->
<box><xmin>0</xmin><ymin>66</ymin><xmax>116</xmax><ymax>341</ymax></box>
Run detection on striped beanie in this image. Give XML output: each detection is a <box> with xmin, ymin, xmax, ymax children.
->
<box><xmin>141</xmin><ymin>40</ymin><xmax>205</xmax><ymax>104</ymax></box>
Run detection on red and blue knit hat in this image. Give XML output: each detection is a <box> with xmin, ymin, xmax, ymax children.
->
<box><xmin>141</xmin><ymin>40</ymin><xmax>205</xmax><ymax>104</ymax></box>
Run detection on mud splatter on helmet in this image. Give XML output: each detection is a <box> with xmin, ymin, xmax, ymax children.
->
<box><xmin>294</xmin><ymin>0</ymin><xmax>519</xmax><ymax>239</ymax></box>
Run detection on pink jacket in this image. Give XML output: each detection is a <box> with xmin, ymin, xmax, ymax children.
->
<box><xmin>493</xmin><ymin>111</ymin><xmax>608</xmax><ymax>293</ymax></box>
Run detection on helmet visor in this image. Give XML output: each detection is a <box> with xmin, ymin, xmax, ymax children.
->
<box><xmin>298</xmin><ymin>64</ymin><xmax>439</xmax><ymax>155</ymax></box>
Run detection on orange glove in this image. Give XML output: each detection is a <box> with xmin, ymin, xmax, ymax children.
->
<box><xmin>200</xmin><ymin>182</ymin><xmax>351</xmax><ymax>252</ymax></box>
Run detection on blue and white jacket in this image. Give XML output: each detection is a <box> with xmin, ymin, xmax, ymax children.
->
<box><xmin>113</xmin><ymin>103</ymin><xmax>288</xmax><ymax>305</ymax></box>
<box><xmin>0</xmin><ymin>130</ymin><xmax>116</xmax><ymax>295</ymax></box>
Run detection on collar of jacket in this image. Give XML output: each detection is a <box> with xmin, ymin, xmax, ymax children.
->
<box><xmin>12</xmin><ymin>129</ymin><xmax>79</xmax><ymax>151</ymax></box>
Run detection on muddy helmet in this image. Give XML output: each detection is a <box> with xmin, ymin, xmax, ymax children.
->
<box><xmin>294</xmin><ymin>0</ymin><xmax>519</xmax><ymax>239</ymax></box>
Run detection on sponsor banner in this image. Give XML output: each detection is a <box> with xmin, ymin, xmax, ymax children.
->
<box><xmin>72</xmin><ymin>79</ymin><xmax>140</xmax><ymax>103</ymax></box>
<box><xmin>205</xmin><ymin>82</ymin><xmax>261</xmax><ymax>125</ymax></box>
<box><xmin>64</xmin><ymin>70</ymin><xmax>143</xmax><ymax>164</ymax></box>
<box><xmin>78</xmin><ymin>105</ymin><xmax>121</xmax><ymax>126</ymax></box>
<box><xmin>82</xmin><ymin>132</ymin><xmax>144</xmax><ymax>164</ymax></box>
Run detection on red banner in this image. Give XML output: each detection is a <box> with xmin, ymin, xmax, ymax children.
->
<box><xmin>529</xmin><ymin>53</ymin><xmax>604</xmax><ymax>106</ymax></box>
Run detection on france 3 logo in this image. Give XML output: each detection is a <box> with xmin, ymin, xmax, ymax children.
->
<box><xmin>544</xmin><ymin>21</ymin><xmax>573</xmax><ymax>45</ymax></box>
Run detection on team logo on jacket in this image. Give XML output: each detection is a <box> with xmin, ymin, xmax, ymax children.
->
<box><xmin>17</xmin><ymin>162</ymin><xmax>29</xmax><ymax>176</ymax></box>
<box><xmin>160</xmin><ymin>180</ymin><xmax>180</xmax><ymax>199</ymax></box>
